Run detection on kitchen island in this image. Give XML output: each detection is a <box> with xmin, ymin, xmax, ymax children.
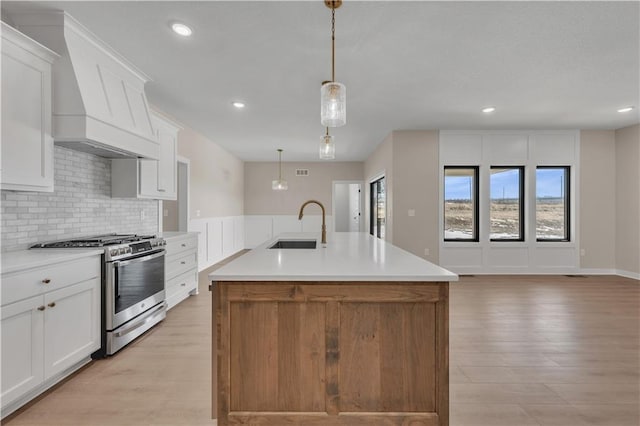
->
<box><xmin>209</xmin><ymin>232</ymin><xmax>458</xmax><ymax>426</ymax></box>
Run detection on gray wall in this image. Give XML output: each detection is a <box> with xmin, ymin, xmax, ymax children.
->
<box><xmin>580</xmin><ymin>130</ymin><xmax>616</xmax><ymax>269</ymax></box>
<box><xmin>1</xmin><ymin>147</ymin><xmax>158</xmax><ymax>252</ymax></box>
<box><xmin>615</xmin><ymin>124</ymin><xmax>640</xmax><ymax>275</ymax></box>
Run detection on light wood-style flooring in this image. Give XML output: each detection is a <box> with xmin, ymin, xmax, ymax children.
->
<box><xmin>4</xmin><ymin>270</ymin><xmax>638</xmax><ymax>426</ymax></box>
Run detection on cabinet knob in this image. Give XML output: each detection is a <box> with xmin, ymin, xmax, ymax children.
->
<box><xmin>48</xmin><ymin>302</ymin><xmax>56</xmax><ymax>308</ymax></box>
<box><xmin>180</xmin><ymin>261</ymin><xmax>186</xmax><ymax>265</ymax></box>
<box><xmin>181</xmin><ymin>243</ymin><xmax>187</xmax><ymax>247</ymax></box>
<box><xmin>181</xmin><ymin>283</ymin><xmax>186</xmax><ymax>287</ymax></box>
<box><xmin>42</xmin><ymin>278</ymin><xmax>51</xmax><ymax>284</ymax></box>
<box><xmin>37</xmin><ymin>306</ymin><xmax>45</xmax><ymax>311</ymax></box>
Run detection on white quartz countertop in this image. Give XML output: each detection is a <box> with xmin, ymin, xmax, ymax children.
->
<box><xmin>157</xmin><ymin>231</ymin><xmax>199</xmax><ymax>240</ymax></box>
<box><xmin>209</xmin><ymin>232</ymin><xmax>458</xmax><ymax>282</ymax></box>
<box><xmin>1</xmin><ymin>248</ymin><xmax>104</xmax><ymax>275</ymax></box>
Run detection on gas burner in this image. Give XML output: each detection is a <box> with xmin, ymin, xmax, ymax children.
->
<box><xmin>30</xmin><ymin>233</ymin><xmax>158</xmax><ymax>248</ymax></box>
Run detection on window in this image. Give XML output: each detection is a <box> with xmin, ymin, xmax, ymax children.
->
<box><xmin>536</xmin><ymin>166</ymin><xmax>570</xmax><ymax>241</ymax></box>
<box><xmin>490</xmin><ymin>166</ymin><xmax>524</xmax><ymax>241</ymax></box>
<box><xmin>444</xmin><ymin>166</ymin><xmax>479</xmax><ymax>241</ymax></box>
<box><xmin>370</xmin><ymin>177</ymin><xmax>386</xmax><ymax>239</ymax></box>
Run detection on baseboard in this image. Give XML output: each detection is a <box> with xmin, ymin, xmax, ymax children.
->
<box><xmin>579</xmin><ymin>268</ymin><xmax>617</xmax><ymax>275</ymax></box>
<box><xmin>616</xmin><ymin>269</ymin><xmax>640</xmax><ymax>280</ymax></box>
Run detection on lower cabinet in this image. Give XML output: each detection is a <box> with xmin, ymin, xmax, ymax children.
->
<box><xmin>164</xmin><ymin>233</ymin><xmax>198</xmax><ymax>310</ymax></box>
<box><xmin>1</xmin><ymin>256</ymin><xmax>101</xmax><ymax>417</ymax></box>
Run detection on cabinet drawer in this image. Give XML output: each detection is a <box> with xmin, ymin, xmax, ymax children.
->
<box><xmin>166</xmin><ymin>252</ymin><xmax>197</xmax><ymax>279</ymax></box>
<box><xmin>165</xmin><ymin>235</ymin><xmax>198</xmax><ymax>257</ymax></box>
<box><xmin>166</xmin><ymin>269</ymin><xmax>197</xmax><ymax>293</ymax></box>
<box><xmin>1</xmin><ymin>256</ymin><xmax>101</xmax><ymax>306</ymax></box>
<box><xmin>166</xmin><ymin>270</ymin><xmax>197</xmax><ymax>310</ymax></box>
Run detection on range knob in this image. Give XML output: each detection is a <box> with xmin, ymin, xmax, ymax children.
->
<box><xmin>110</xmin><ymin>249</ymin><xmax>118</xmax><ymax>256</ymax></box>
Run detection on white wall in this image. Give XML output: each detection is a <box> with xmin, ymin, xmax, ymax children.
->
<box><xmin>439</xmin><ymin>130</ymin><xmax>580</xmax><ymax>274</ymax></box>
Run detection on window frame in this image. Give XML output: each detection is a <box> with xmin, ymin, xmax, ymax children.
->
<box><xmin>535</xmin><ymin>165</ymin><xmax>570</xmax><ymax>242</ymax></box>
<box><xmin>443</xmin><ymin>165</ymin><xmax>480</xmax><ymax>242</ymax></box>
<box><xmin>489</xmin><ymin>165</ymin><xmax>525</xmax><ymax>242</ymax></box>
<box><xmin>369</xmin><ymin>176</ymin><xmax>385</xmax><ymax>239</ymax></box>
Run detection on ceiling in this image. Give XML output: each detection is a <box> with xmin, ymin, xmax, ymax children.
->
<box><xmin>3</xmin><ymin>1</ymin><xmax>639</xmax><ymax>162</ymax></box>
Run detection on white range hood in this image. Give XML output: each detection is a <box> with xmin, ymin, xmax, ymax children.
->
<box><xmin>10</xmin><ymin>12</ymin><xmax>159</xmax><ymax>159</ymax></box>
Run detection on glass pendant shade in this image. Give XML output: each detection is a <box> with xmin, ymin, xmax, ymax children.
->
<box><xmin>272</xmin><ymin>179</ymin><xmax>288</xmax><ymax>191</ymax></box>
<box><xmin>319</xmin><ymin>133</ymin><xmax>335</xmax><ymax>159</ymax></box>
<box><xmin>321</xmin><ymin>82</ymin><xmax>346</xmax><ymax>127</ymax></box>
<box><xmin>272</xmin><ymin>148</ymin><xmax>288</xmax><ymax>191</ymax></box>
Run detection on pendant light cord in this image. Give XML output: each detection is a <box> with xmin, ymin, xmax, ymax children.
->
<box><xmin>331</xmin><ymin>6</ymin><xmax>335</xmax><ymax>82</ymax></box>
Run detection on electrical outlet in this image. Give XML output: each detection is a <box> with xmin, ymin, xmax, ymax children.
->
<box><xmin>140</xmin><ymin>210</ymin><xmax>146</xmax><ymax>220</ymax></box>
<box><xmin>424</xmin><ymin>248</ymin><xmax>430</xmax><ymax>256</ymax></box>
<box><xmin>163</xmin><ymin>209</ymin><xmax>169</xmax><ymax>217</ymax></box>
<box><xmin>580</xmin><ymin>249</ymin><xmax>585</xmax><ymax>256</ymax></box>
<box><xmin>408</xmin><ymin>209</ymin><xmax>415</xmax><ymax>217</ymax></box>
<box><xmin>196</xmin><ymin>210</ymin><xmax>201</xmax><ymax>217</ymax></box>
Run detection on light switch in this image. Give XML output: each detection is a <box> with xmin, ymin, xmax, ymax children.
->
<box><xmin>164</xmin><ymin>209</ymin><xmax>169</xmax><ymax>217</ymax></box>
<box><xmin>408</xmin><ymin>209</ymin><xmax>415</xmax><ymax>217</ymax></box>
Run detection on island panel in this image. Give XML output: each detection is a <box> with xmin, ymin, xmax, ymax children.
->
<box><xmin>215</xmin><ymin>280</ymin><xmax>449</xmax><ymax>426</ymax></box>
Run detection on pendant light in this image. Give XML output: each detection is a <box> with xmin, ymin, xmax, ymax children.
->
<box><xmin>272</xmin><ymin>149</ymin><xmax>288</xmax><ymax>191</ymax></box>
<box><xmin>320</xmin><ymin>0</ymin><xmax>346</xmax><ymax>127</ymax></box>
<box><xmin>319</xmin><ymin>127</ymin><xmax>335</xmax><ymax>159</ymax></box>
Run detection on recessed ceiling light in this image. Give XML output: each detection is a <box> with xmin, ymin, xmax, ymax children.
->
<box><xmin>617</xmin><ymin>106</ymin><xmax>635</xmax><ymax>113</ymax></box>
<box><xmin>482</xmin><ymin>106</ymin><xmax>496</xmax><ymax>113</ymax></box>
<box><xmin>232</xmin><ymin>101</ymin><xmax>246</xmax><ymax>109</ymax></box>
<box><xmin>171</xmin><ymin>22</ymin><xmax>192</xmax><ymax>37</ymax></box>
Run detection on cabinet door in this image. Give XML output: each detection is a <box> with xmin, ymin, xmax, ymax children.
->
<box><xmin>1</xmin><ymin>35</ymin><xmax>54</xmax><ymax>192</ymax></box>
<box><xmin>139</xmin><ymin>114</ymin><xmax>178</xmax><ymax>199</ymax></box>
<box><xmin>1</xmin><ymin>296</ymin><xmax>45</xmax><ymax>407</ymax></box>
<box><xmin>43</xmin><ymin>278</ymin><xmax>101</xmax><ymax>380</ymax></box>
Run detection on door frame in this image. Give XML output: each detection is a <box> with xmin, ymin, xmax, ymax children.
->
<box><xmin>331</xmin><ymin>180</ymin><xmax>364</xmax><ymax>232</ymax></box>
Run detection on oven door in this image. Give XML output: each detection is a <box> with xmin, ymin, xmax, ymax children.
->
<box><xmin>105</xmin><ymin>250</ymin><xmax>165</xmax><ymax>330</ymax></box>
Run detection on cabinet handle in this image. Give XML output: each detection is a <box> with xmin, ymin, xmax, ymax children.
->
<box><xmin>180</xmin><ymin>283</ymin><xmax>186</xmax><ymax>287</ymax></box>
<box><xmin>37</xmin><ymin>306</ymin><xmax>45</xmax><ymax>311</ymax></box>
<box><xmin>180</xmin><ymin>261</ymin><xmax>186</xmax><ymax>265</ymax></box>
<box><xmin>48</xmin><ymin>302</ymin><xmax>56</xmax><ymax>308</ymax></box>
<box><xmin>42</xmin><ymin>278</ymin><xmax>51</xmax><ymax>284</ymax></box>
<box><xmin>158</xmin><ymin>189</ymin><xmax>166</xmax><ymax>192</ymax></box>
<box><xmin>181</xmin><ymin>243</ymin><xmax>187</xmax><ymax>247</ymax></box>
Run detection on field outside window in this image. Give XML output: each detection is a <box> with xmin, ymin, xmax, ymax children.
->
<box><xmin>444</xmin><ymin>166</ymin><xmax>479</xmax><ymax>241</ymax></box>
<box><xmin>536</xmin><ymin>166</ymin><xmax>570</xmax><ymax>241</ymax></box>
<box><xmin>490</xmin><ymin>167</ymin><xmax>524</xmax><ymax>241</ymax></box>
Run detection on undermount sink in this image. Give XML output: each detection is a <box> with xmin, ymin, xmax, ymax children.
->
<box><xmin>268</xmin><ymin>239</ymin><xmax>317</xmax><ymax>249</ymax></box>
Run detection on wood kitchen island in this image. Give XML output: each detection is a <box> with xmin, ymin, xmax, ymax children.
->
<box><xmin>210</xmin><ymin>232</ymin><xmax>457</xmax><ymax>426</ymax></box>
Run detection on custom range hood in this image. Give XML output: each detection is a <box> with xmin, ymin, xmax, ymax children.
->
<box><xmin>10</xmin><ymin>12</ymin><xmax>159</xmax><ymax>159</ymax></box>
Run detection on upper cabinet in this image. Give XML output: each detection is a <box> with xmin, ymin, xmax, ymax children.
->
<box><xmin>111</xmin><ymin>111</ymin><xmax>181</xmax><ymax>200</ymax></box>
<box><xmin>1</xmin><ymin>22</ymin><xmax>59</xmax><ymax>192</ymax></box>
<box><xmin>10</xmin><ymin>12</ymin><xmax>159</xmax><ymax>160</ymax></box>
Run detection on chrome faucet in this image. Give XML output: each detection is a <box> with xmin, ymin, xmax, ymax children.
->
<box><xmin>298</xmin><ymin>200</ymin><xmax>327</xmax><ymax>245</ymax></box>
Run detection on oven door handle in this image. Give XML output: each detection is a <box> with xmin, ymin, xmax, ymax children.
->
<box><xmin>113</xmin><ymin>250</ymin><xmax>165</xmax><ymax>268</ymax></box>
<box><xmin>114</xmin><ymin>302</ymin><xmax>166</xmax><ymax>338</ymax></box>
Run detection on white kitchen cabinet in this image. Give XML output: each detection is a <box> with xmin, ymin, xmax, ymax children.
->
<box><xmin>43</xmin><ymin>279</ymin><xmax>101</xmax><ymax>379</ymax></box>
<box><xmin>0</xmin><ymin>255</ymin><xmax>101</xmax><ymax>418</ymax></box>
<box><xmin>1</xmin><ymin>22</ymin><xmax>59</xmax><ymax>192</ymax></box>
<box><xmin>163</xmin><ymin>233</ymin><xmax>198</xmax><ymax>310</ymax></box>
<box><xmin>0</xmin><ymin>295</ymin><xmax>45</xmax><ymax>408</ymax></box>
<box><xmin>111</xmin><ymin>111</ymin><xmax>181</xmax><ymax>200</ymax></box>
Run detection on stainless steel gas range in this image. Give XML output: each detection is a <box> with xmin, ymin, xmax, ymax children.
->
<box><xmin>31</xmin><ymin>234</ymin><xmax>167</xmax><ymax>356</ymax></box>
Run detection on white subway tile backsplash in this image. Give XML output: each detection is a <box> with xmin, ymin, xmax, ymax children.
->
<box><xmin>1</xmin><ymin>146</ymin><xmax>158</xmax><ymax>252</ymax></box>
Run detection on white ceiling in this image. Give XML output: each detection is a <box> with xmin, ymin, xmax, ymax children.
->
<box><xmin>3</xmin><ymin>1</ymin><xmax>639</xmax><ymax>161</ymax></box>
